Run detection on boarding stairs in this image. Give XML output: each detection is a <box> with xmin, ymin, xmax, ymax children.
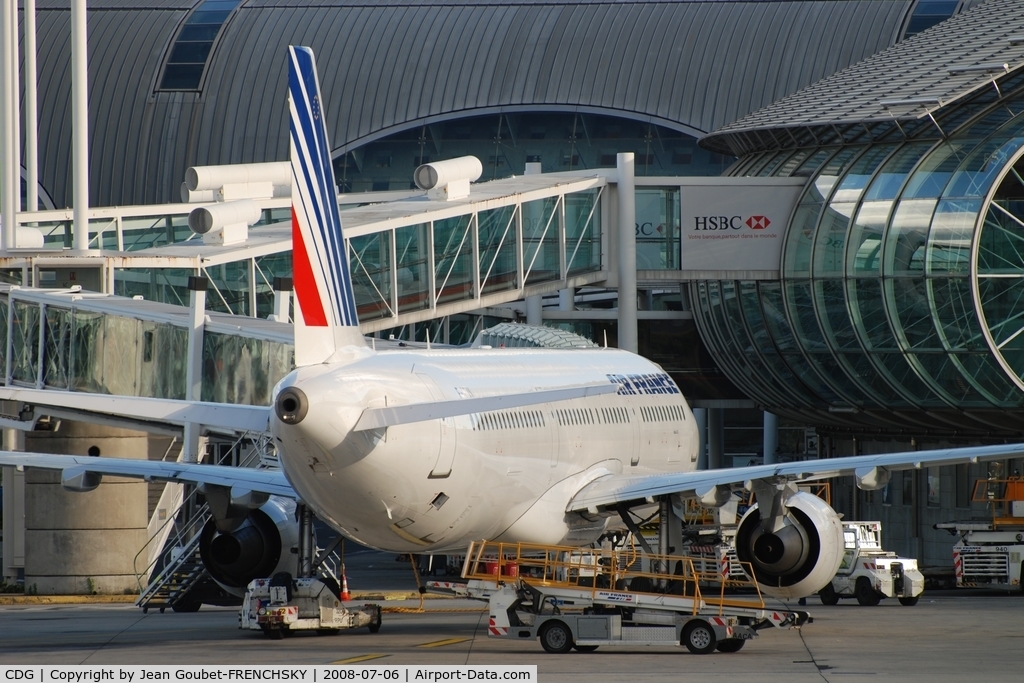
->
<box><xmin>136</xmin><ymin>502</ymin><xmax>212</xmax><ymax>613</ymax></box>
<box><xmin>135</xmin><ymin>434</ymin><xmax>278</xmax><ymax>612</ymax></box>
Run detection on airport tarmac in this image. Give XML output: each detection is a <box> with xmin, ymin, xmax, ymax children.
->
<box><xmin>2</xmin><ymin>586</ymin><xmax>1023</xmax><ymax>682</ymax></box>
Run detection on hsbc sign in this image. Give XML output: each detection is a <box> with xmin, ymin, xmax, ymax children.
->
<box><xmin>676</xmin><ymin>179</ymin><xmax>805</xmax><ymax>273</ymax></box>
<box><xmin>693</xmin><ymin>215</ymin><xmax>772</xmax><ymax>231</ymax></box>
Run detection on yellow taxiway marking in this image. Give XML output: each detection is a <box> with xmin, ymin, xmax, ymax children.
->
<box><xmin>331</xmin><ymin>654</ymin><xmax>389</xmax><ymax>664</ymax></box>
<box><xmin>417</xmin><ymin>637</ymin><xmax>471</xmax><ymax>648</ymax></box>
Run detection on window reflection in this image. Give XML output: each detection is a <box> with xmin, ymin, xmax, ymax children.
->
<box><xmin>334</xmin><ymin>113</ymin><xmax>733</xmax><ymax>192</ymax></box>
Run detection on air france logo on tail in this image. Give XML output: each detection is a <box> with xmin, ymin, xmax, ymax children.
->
<box><xmin>288</xmin><ymin>46</ymin><xmax>364</xmax><ymax>365</ymax></box>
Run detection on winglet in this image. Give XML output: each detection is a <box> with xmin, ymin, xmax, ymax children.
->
<box><xmin>287</xmin><ymin>46</ymin><xmax>366</xmax><ymax>365</ymax></box>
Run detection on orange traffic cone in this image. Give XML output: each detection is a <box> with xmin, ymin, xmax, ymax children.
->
<box><xmin>340</xmin><ymin>566</ymin><xmax>351</xmax><ymax>601</ymax></box>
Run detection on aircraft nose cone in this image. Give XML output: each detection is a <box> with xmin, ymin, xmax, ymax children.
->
<box><xmin>275</xmin><ymin>387</ymin><xmax>309</xmax><ymax>424</ymax></box>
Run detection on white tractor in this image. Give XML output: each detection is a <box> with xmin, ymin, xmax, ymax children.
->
<box><xmin>817</xmin><ymin>522</ymin><xmax>924</xmax><ymax>606</ymax></box>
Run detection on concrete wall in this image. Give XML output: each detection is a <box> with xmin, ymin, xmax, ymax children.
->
<box><xmin>23</xmin><ymin>421</ymin><xmax>150</xmax><ymax>595</ymax></box>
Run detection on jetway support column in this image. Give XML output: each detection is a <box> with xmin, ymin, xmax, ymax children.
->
<box><xmin>272</xmin><ymin>277</ymin><xmax>292</xmax><ymax>322</ymax></box>
<box><xmin>526</xmin><ymin>296</ymin><xmax>543</xmax><ymax>326</ymax></box>
<box><xmin>523</xmin><ymin>162</ymin><xmax>544</xmax><ymax>326</ymax></box>
<box><xmin>616</xmin><ymin>153</ymin><xmax>637</xmax><ymax>353</ymax></box>
<box><xmin>184</xmin><ymin>276</ymin><xmax>208</xmax><ymax>464</ymax></box>
<box><xmin>763</xmin><ymin>412</ymin><xmax>778</xmax><ymax>465</ymax></box>
<box><xmin>559</xmin><ymin>288</ymin><xmax>574</xmax><ymax>311</ymax></box>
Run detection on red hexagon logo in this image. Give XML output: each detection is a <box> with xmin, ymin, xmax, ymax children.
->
<box><xmin>746</xmin><ymin>215</ymin><xmax>771</xmax><ymax>230</ymax></box>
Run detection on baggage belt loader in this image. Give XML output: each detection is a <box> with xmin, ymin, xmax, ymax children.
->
<box><xmin>429</xmin><ymin>540</ymin><xmax>810</xmax><ymax>655</ymax></box>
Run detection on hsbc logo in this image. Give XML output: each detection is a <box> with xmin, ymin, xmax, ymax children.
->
<box><xmin>693</xmin><ymin>215</ymin><xmax>772</xmax><ymax>230</ymax></box>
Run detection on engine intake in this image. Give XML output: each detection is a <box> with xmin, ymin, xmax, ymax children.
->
<box><xmin>198</xmin><ymin>498</ymin><xmax>298</xmax><ymax>592</ymax></box>
<box><xmin>734</xmin><ymin>491</ymin><xmax>844</xmax><ymax>600</ymax></box>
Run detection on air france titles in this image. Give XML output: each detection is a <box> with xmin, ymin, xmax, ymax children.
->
<box><xmin>607</xmin><ymin>372</ymin><xmax>681</xmax><ymax>396</ymax></box>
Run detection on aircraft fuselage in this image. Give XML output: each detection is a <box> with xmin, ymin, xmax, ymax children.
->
<box><xmin>271</xmin><ymin>346</ymin><xmax>698</xmax><ymax>553</ymax></box>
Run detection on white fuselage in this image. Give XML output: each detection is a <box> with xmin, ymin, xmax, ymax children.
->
<box><xmin>271</xmin><ymin>346</ymin><xmax>698</xmax><ymax>553</ymax></box>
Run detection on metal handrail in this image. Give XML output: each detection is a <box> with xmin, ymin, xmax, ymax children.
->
<box><xmin>971</xmin><ymin>477</ymin><xmax>1024</xmax><ymax>523</ymax></box>
<box><xmin>460</xmin><ymin>540</ymin><xmax>767</xmax><ymax>616</ymax></box>
<box><xmin>134</xmin><ymin>496</ymin><xmax>211</xmax><ymax>601</ymax></box>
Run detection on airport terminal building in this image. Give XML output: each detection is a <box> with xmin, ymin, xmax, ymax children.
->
<box><xmin>4</xmin><ymin>0</ymin><xmax>1024</xmax><ymax>586</ymax></box>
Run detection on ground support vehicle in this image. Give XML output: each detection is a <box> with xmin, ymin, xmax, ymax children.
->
<box><xmin>935</xmin><ymin>477</ymin><xmax>1024</xmax><ymax>592</ymax></box>
<box><xmin>429</xmin><ymin>540</ymin><xmax>809</xmax><ymax>655</ymax></box>
<box><xmin>817</xmin><ymin>522</ymin><xmax>924</xmax><ymax>606</ymax></box>
<box><xmin>240</xmin><ymin>574</ymin><xmax>382</xmax><ymax>639</ymax></box>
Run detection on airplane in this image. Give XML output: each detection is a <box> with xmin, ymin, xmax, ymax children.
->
<box><xmin>3</xmin><ymin>46</ymin><xmax>1024</xmax><ymax>605</ymax></box>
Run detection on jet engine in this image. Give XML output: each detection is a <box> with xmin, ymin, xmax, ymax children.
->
<box><xmin>734</xmin><ymin>491</ymin><xmax>844</xmax><ymax>600</ymax></box>
<box><xmin>198</xmin><ymin>497</ymin><xmax>299</xmax><ymax>594</ymax></box>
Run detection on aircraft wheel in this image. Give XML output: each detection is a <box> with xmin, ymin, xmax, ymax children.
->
<box><xmin>855</xmin><ymin>578</ymin><xmax>882</xmax><ymax>606</ymax></box>
<box><xmin>898</xmin><ymin>596</ymin><xmax>920</xmax><ymax>606</ymax></box>
<box><xmin>539</xmin><ymin>621</ymin><xmax>573</xmax><ymax>654</ymax></box>
<box><xmin>573</xmin><ymin>645</ymin><xmax>599</xmax><ymax>652</ymax></box>
<box><xmin>715</xmin><ymin>639</ymin><xmax>745</xmax><ymax>653</ymax></box>
<box><xmin>819</xmin><ymin>583</ymin><xmax>840</xmax><ymax>606</ymax></box>
<box><xmin>681</xmin><ymin>619</ymin><xmax>717</xmax><ymax>655</ymax></box>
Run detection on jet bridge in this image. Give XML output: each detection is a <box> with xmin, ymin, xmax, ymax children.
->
<box><xmin>0</xmin><ymin>169</ymin><xmax>610</xmax><ymax>335</ymax></box>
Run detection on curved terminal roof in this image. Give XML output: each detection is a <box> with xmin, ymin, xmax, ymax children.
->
<box><xmin>703</xmin><ymin>0</ymin><xmax>1024</xmax><ymax>156</ymax></box>
<box><xmin>23</xmin><ymin>0</ymin><xmax>917</xmax><ymax>207</ymax></box>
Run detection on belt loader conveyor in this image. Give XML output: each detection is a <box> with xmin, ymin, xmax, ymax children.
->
<box><xmin>428</xmin><ymin>540</ymin><xmax>810</xmax><ymax>655</ymax></box>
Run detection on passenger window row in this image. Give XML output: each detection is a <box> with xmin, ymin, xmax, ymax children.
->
<box><xmin>640</xmin><ymin>404</ymin><xmax>686</xmax><ymax>423</ymax></box>
<box><xmin>556</xmin><ymin>406</ymin><xmax>632</xmax><ymax>426</ymax></box>
<box><xmin>472</xmin><ymin>409</ymin><xmax>546</xmax><ymax>431</ymax></box>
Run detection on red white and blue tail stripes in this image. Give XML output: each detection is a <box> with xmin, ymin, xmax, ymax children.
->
<box><xmin>288</xmin><ymin>46</ymin><xmax>359</xmax><ymax>330</ymax></box>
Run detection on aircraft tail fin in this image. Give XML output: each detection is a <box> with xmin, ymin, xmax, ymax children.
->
<box><xmin>287</xmin><ymin>46</ymin><xmax>365</xmax><ymax>365</ymax></box>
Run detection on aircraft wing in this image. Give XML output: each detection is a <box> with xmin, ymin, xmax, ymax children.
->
<box><xmin>567</xmin><ymin>441</ymin><xmax>1024</xmax><ymax>513</ymax></box>
<box><xmin>0</xmin><ymin>451</ymin><xmax>296</xmax><ymax>498</ymax></box>
<box><xmin>0</xmin><ymin>387</ymin><xmax>270</xmax><ymax>434</ymax></box>
<box><xmin>353</xmin><ymin>381</ymin><xmax>620</xmax><ymax>431</ymax></box>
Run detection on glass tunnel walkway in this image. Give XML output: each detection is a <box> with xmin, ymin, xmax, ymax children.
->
<box><xmin>0</xmin><ymin>171</ymin><xmax>608</xmax><ymax>408</ymax></box>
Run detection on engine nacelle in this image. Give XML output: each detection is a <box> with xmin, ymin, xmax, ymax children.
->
<box><xmin>199</xmin><ymin>497</ymin><xmax>299</xmax><ymax>595</ymax></box>
<box><xmin>734</xmin><ymin>491</ymin><xmax>844</xmax><ymax>600</ymax></box>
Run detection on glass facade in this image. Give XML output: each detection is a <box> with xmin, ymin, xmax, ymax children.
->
<box><xmin>159</xmin><ymin>1</ymin><xmax>242</xmax><ymax>91</ymax></box>
<box><xmin>636</xmin><ymin>188</ymin><xmax>681</xmax><ymax>270</ymax></box>
<box><xmin>900</xmin><ymin>0</ymin><xmax>961</xmax><ymax>41</ymax></box>
<box><xmin>334</xmin><ymin>112</ymin><xmax>733</xmax><ymax>192</ymax></box>
<box><xmin>0</xmin><ymin>292</ymin><xmax>291</xmax><ymax>408</ymax></box>
<box><xmin>690</xmin><ymin>85</ymin><xmax>1024</xmax><ymax>433</ymax></box>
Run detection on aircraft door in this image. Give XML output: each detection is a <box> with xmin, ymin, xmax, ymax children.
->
<box><xmin>627</xmin><ymin>400</ymin><xmax>640</xmax><ymax>467</ymax></box>
<box><xmin>416</xmin><ymin>373</ymin><xmax>457</xmax><ymax>478</ymax></box>
<box><xmin>548</xmin><ymin>406</ymin><xmax>559</xmax><ymax>467</ymax></box>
